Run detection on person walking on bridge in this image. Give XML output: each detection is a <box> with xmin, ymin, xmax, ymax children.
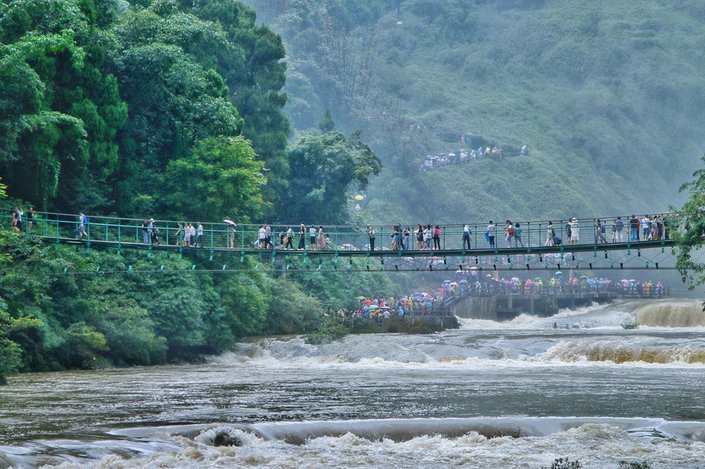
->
<box><xmin>595</xmin><ymin>219</ymin><xmax>607</xmax><ymax>244</ymax></box>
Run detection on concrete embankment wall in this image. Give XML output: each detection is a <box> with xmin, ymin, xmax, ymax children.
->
<box><xmin>452</xmin><ymin>294</ymin><xmax>613</xmax><ymax>321</ymax></box>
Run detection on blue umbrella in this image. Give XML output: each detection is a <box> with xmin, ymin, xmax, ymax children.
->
<box><xmin>459</xmin><ymin>279</ymin><xmax>468</xmax><ymax>284</ymax></box>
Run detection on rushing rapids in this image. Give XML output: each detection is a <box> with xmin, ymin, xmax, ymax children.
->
<box><xmin>2</xmin><ymin>299</ymin><xmax>705</xmax><ymax>468</ymax></box>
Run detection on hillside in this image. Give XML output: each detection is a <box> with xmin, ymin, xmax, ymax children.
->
<box><xmin>242</xmin><ymin>0</ymin><xmax>705</xmax><ymax>223</ymax></box>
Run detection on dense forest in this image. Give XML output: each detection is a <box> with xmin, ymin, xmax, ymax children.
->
<box><xmin>3</xmin><ymin>0</ymin><xmax>705</xmax><ymax>383</ymax></box>
<box><xmin>243</xmin><ymin>0</ymin><xmax>705</xmax><ymax>223</ymax></box>
<box><xmin>0</xmin><ymin>0</ymin><xmax>389</xmax><ymax>383</ymax></box>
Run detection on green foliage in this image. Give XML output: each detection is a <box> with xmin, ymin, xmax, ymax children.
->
<box><xmin>164</xmin><ymin>136</ymin><xmax>268</xmax><ymax>222</ymax></box>
<box><xmin>618</xmin><ymin>461</ymin><xmax>652</xmax><ymax>469</ymax></box>
<box><xmin>318</xmin><ymin>109</ymin><xmax>335</xmax><ymax>133</ymax></box>
<box><xmin>544</xmin><ymin>458</ymin><xmax>582</xmax><ymax>469</ymax></box>
<box><xmin>285</xmin><ymin>131</ymin><xmax>382</xmax><ymax>224</ymax></box>
<box><xmin>672</xmin><ymin>154</ymin><xmax>705</xmax><ymax>288</ymax></box>
<box><xmin>248</xmin><ymin>0</ymin><xmax>705</xmax><ymax>225</ymax></box>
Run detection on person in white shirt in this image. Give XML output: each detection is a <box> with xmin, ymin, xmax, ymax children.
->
<box><xmin>486</xmin><ymin>221</ymin><xmax>496</xmax><ymax>248</ymax></box>
<box><xmin>258</xmin><ymin>225</ymin><xmax>266</xmax><ymax>248</ymax></box>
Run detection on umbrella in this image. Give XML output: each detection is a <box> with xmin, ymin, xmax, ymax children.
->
<box><xmin>443</xmin><ymin>280</ymin><xmax>451</xmax><ymax>284</ymax></box>
<box><xmin>368</xmin><ymin>305</ymin><xmax>379</xmax><ymax>309</ymax></box>
<box><xmin>459</xmin><ymin>280</ymin><xmax>468</xmax><ymax>284</ymax></box>
<box><xmin>555</xmin><ymin>271</ymin><xmax>563</xmax><ymax>276</ymax></box>
<box><xmin>412</xmin><ymin>292</ymin><xmax>422</xmax><ymax>296</ymax></box>
<box><xmin>450</xmin><ymin>282</ymin><xmax>458</xmax><ymax>286</ymax></box>
<box><xmin>223</xmin><ymin>219</ymin><xmax>237</xmax><ymax>226</ymax></box>
<box><xmin>354</xmin><ymin>194</ymin><xmax>364</xmax><ymax>201</ymax></box>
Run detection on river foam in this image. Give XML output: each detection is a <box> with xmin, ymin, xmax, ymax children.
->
<box><xmin>40</xmin><ymin>418</ymin><xmax>705</xmax><ymax>469</ymax></box>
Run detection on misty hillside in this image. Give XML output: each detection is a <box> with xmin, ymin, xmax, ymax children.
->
<box><xmin>243</xmin><ymin>0</ymin><xmax>705</xmax><ymax>224</ymax></box>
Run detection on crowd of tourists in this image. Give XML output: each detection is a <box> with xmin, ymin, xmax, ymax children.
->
<box><xmin>443</xmin><ymin>270</ymin><xmax>667</xmax><ymax>298</ymax></box>
<box><xmin>419</xmin><ymin>145</ymin><xmax>528</xmax><ymax>172</ymax></box>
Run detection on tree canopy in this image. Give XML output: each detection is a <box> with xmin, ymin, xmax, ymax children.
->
<box><xmin>285</xmin><ymin>130</ymin><xmax>382</xmax><ymax>224</ymax></box>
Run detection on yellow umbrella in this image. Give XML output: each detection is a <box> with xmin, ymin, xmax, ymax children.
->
<box><xmin>354</xmin><ymin>194</ymin><xmax>364</xmax><ymax>201</ymax></box>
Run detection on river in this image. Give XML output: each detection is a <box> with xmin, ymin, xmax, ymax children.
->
<box><xmin>2</xmin><ymin>299</ymin><xmax>705</xmax><ymax>468</ymax></box>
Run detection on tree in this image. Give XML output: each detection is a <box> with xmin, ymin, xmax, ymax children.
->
<box><xmin>319</xmin><ymin>109</ymin><xmax>335</xmax><ymax>133</ymax></box>
<box><xmin>285</xmin><ymin>130</ymin><xmax>382</xmax><ymax>224</ymax></box>
<box><xmin>673</xmin><ymin>154</ymin><xmax>705</xmax><ymax>289</ymax></box>
<box><xmin>163</xmin><ymin>136</ymin><xmax>268</xmax><ymax>222</ymax></box>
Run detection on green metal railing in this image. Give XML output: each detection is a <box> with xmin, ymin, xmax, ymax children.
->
<box><xmin>2</xmin><ymin>209</ymin><xmax>676</xmax><ymax>256</ymax></box>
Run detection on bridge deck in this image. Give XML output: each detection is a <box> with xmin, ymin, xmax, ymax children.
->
<box><xmin>45</xmin><ymin>236</ymin><xmax>674</xmax><ymax>258</ymax></box>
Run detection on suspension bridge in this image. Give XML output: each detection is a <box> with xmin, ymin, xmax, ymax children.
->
<box><xmin>5</xmin><ymin>210</ymin><xmax>684</xmax><ymax>273</ymax></box>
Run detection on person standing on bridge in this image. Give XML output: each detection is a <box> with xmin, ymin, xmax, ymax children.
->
<box><xmin>569</xmin><ymin>218</ymin><xmax>579</xmax><ymax>245</ymax></box>
<box><xmin>196</xmin><ymin>222</ymin><xmax>204</xmax><ymax>248</ymax></box>
<box><xmin>317</xmin><ymin>226</ymin><xmax>326</xmax><ymax>249</ymax></box>
<box><xmin>514</xmin><ymin>223</ymin><xmax>524</xmax><ymax>248</ymax></box>
<box><xmin>298</xmin><ymin>223</ymin><xmax>306</xmax><ymax>249</ymax></box>
<box><xmin>462</xmin><ymin>224</ymin><xmax>472</xmax><ymax>250</ymax></box>
<box><xmin>175</xmin><ymin>222</ymin><xmax>182</xmax><ymax>246</ymax></box>
<box><xmin>369</xmin><ymin>226</ymin><xmax>376</xmax><ymax>251</ymax></box>
<box><xmin>310</xmin><ymin>225</ymin><xmax>317</xmax><ymax>249</ymax></box>
<box><xmin>258</xmin><ymin>224</ymin><xmax>266</xmax><ymax>248</ymax></box>
<box><xmin>615</xmin><ymin>217</ymin><xmax>624</xmax><ymax>242</ymax></box>
<box><xmin>545</xmin><ymin>221</ymin><xmax>555</xmax><ymax>246</ymax></box>
<box><xmin>505</xmin><ymin>220</ymin><xmax>514</xmax><ymax>248</ymax></box>
<box><xmin>285</xmin><ymin>226</ymin><xmax>293</xmax><ymax>250</ymax></box>
<box><xmin>642</xmin><ymin>215</ymin><xmax>651</xmax><ymax>241</ymax></box>
<box><xmin>27</xmin><ymin>207</ymin><xmax>34</xmax><ymax>233</ymax></box>
<box><xmin>432</xmin><ymin>225</ymin><xmax>441</xmax><ymax>250</ymax></box>
<box><xmin>487</xmin><ymin>221</ymin><xmax>496</xmax><ymax>248</ymax></box>
<box><xmin>142</xmin><ymin>220</ymin><xmax>150</xmax><ymax>244</ymax></box>
<box><xmin>416</xmin><ymin>225</ymin><xmax>424</xmax><ymax>250</ymax></box>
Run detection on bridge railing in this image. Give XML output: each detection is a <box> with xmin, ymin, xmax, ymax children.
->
<box><xmin>1</xmin><ymin>209</ymin><xmax>677</xmax><ymax>253</ymax></box>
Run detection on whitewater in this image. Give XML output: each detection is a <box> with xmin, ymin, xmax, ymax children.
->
<box><xmin>2</xmin><ymin>299</ymin><xmax>705</xmax><ymax>468</ymax></box>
